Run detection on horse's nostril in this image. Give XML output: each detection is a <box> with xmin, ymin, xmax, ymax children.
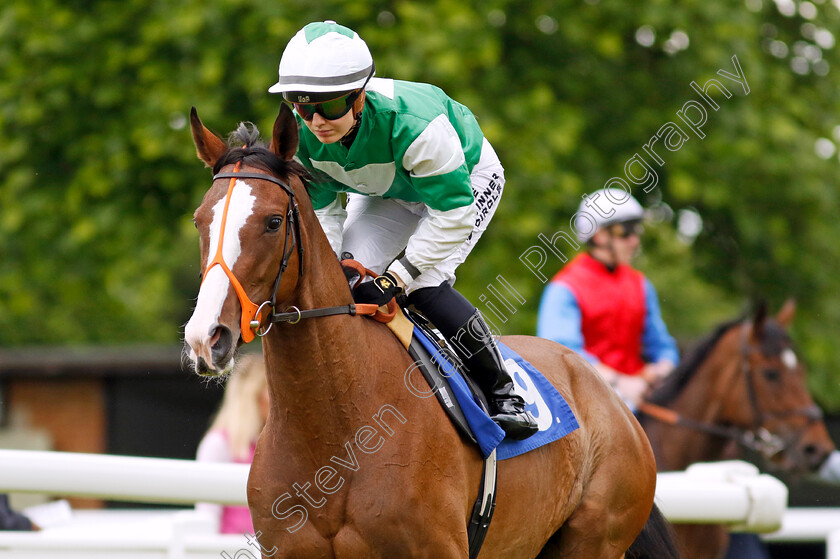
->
<box><xmin>803</xmin><ymin>443</ymin><xmax>832</xmax><ymax>469</ymax></box>
<box><xmin>210</xmin><ymin>327</ymin><xmax>222</xmax><ymax>348</ymax></box>
<box><xmin>210</xmin><ymin>325</ymin><xmax>233</xmax><ymax>365</ymax></box>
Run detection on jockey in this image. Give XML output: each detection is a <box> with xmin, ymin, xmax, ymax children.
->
<box><xmin>537</xmin><ymin>189</ymin><xmax>678</xmax><ymax>411</ymax></box>
<box><xmin>268</xmin><ymin>21</ymin><xmax>538</xmax><ymax>440</ymax></box>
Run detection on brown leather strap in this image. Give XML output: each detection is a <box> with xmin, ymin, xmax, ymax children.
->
<box><xmin>636</xmin><ymin>402</ymin><xmax>680</xmax><ymax>425</ymax></box>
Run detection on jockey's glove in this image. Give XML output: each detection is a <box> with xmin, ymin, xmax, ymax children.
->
<box><xmin>352</xmin><ymin>272</ymin><xmax>402</xmax><ymax>306</ymax></box>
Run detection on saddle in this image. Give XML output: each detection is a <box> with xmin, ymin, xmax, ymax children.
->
<box><xmin>392</xmin><ymin>306</ymin><xmax>498</xmax><ymax>558</ymax></box>
<box><xmin>340</xmin><ymin>259</ymin><xmax>486</xmax><ymax>431</ymax></box>
<box><xmin>341</xmin><ymin>260</ymin><xmax>497</xmax><ymax>557</ymax></box>
<box><xmin>343</xmin><ymin>260</ymin><xmax>580</xmax><ymax>557</ymax></box>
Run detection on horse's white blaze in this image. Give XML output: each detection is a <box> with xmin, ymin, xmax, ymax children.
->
<box><xmin>185</xmin><ymin>182</ymin><xmax>256</xmax><ymax>368</ymax></box>
<box><xmin>782</xmin><ymin>348</ymin><xmax>798</xmax><ymax>369</ymax></box>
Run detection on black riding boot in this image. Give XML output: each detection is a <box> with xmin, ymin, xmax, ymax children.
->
<box><xmin>408</xmin><ymin>282</ymin><xmax>538</xmax><ymax>440</ymax></box>
<box><xmin>450</xmin><ymin>310</ymin><xmax>539</xmax><ymax>440</ymax></box>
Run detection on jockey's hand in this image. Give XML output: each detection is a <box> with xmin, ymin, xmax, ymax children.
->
<box><xmin>352</xmin><ymin>272</ymin><xmax>402</xmax><ymax>305</ymax></box>
<box><xmin>640</xmin><ymin>360</ymin><xmax>675</xmax><ymax>388</ymax></box>
<box><xmin>613</xmin><ymin>374</ymin><xmax>649</xmax><ymax>409</ymax></box>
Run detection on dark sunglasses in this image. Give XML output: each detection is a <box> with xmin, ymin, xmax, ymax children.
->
<box><xmin>608</xmin><ymin>220</ymin><xmax>644</xmax><ymax>238</ymax></box>
<box><xmin>291</xmin><ymin>90</ymin><xmax>362</xmax><ymax>121</ymax></box>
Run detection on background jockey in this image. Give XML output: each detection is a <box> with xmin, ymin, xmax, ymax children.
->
<box><xmin>267</xmin><ymin>21</ymin><xmax>537</xmax><ymax>440</ymax></box>
<box><xmin>536</xmin><ymin>188</ymin><xmax>678</xmax><ymax>411</ymax></box>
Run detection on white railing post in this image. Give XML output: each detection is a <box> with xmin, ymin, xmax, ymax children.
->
<box><xmin>827</xmin><ymin>528</ymin><xmax>840</xmax><ymax>559</ymax></box>
<box><xmin>656</xmin><ymin>460</ymin><xmax>788</xmax><ymax>532</ymax></box>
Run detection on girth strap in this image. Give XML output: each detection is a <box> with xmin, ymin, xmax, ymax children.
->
<box><xmin>468</xmin><ymin>449</ymin><xmax>498</xmax><ymax>558</ymax></box>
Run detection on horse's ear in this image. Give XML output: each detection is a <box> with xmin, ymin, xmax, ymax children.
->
<box><xmin>752</xmin><ymin>299</ymin><xmax>768</xmax><ymax>339</ymax></box>
<box><xmin>776</xmin><ymin>298</ymin><xmax>796</xmax><ymax>327</ymax></box>
<box><xmin>269</xmin><ymin>104</ymin><xmax>299</xmax><ymax>161</ymax></box>
<box><xmin>190</xmin><ymin>107</ymin><xmax>228</xmax><ymax>168</ymax></box>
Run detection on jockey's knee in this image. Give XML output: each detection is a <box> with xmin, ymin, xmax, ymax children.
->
<box><xmin>407</xmin><ymin>281</ymin><xmax>474</xmax><ymax>339</ymax></box>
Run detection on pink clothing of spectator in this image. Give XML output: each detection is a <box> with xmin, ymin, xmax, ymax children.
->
<box><xmin>195</xmin><ymin>430</ymin><xmax>256</xmax><ymax>534</ymax></box>
<box><xmin>195</xmin><ymin>354</ymin><xmax>269</xmax><ymax>534</ymax></box>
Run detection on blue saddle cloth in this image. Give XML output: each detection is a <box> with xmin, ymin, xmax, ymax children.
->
<box><xmin>413</xmin><ymin>328</ymin><xmax>580</xmax><ymax>461</ymax></box>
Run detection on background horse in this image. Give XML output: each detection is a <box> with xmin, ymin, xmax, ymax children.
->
<box><xmin>183</xmin><ymin>105</ymin><xmax>676</xmax><ymax>558</ymax></box>
<box><xmin>639</xmin><ymin>301</ymin><xmax>835</xmax><ymax>559</ymax></box>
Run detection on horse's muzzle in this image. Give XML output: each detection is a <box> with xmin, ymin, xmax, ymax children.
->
<box><xmin>187</xmin><ymin>324</ymin><xmax>235</xmax><ymax>377</ymax></box>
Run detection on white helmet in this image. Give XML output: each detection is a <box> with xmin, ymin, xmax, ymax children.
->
<box><xmin>268</xmin><ymin>21</ymin><xmax>375</xmax><ymax>100</ymax></box>
<box><xmin>574</xmin><ymin>188</ymin><xmax>644</xmax><ymax>243</ymax></box>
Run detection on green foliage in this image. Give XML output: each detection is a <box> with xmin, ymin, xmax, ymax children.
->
<box><xmin>2</xmin><ymin>0</ymin><xmax>839</xmax><ymax>406</ymax></box>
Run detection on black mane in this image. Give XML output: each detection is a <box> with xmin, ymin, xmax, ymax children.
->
<box><xmin>647</xmin><ymin>313</ymin><xmax>796</xmax><ymax>406</ymax></box>
<box><xmin>212</xmin><ymin>122</ymin><xmax>311</xmax><ymax>184</ymax></box>
<box><xmin>647</xmin><ymin>316</ymin><xmax>744</xmax><ymax>405</ymax></box>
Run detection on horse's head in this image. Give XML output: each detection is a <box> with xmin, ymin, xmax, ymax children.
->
<box><xmin>183</xmin><ymin>105</ymin><xmax>309</xmax><ymax>376</ymax></box>
<box><xmin>717</xmin><ymin>300</ymin><xmax>835</xmax><ymax>474</ymax></box>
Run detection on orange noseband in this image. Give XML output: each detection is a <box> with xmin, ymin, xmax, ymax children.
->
<box><xmin>201</xmin><ymin>162</ymin><xmax>265</xmax><ymax>343</ymax></box>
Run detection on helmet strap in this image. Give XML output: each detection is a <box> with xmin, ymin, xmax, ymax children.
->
<box><xmin>603</xmin><ymin>239</ymin><xmax>619</xmax><ymax>272</ymax></box>
<box><xmin>589</xmin><ymin>233</ymin><xmax>619</xmax><ymax>272</ymax></box>
<box><xmin>339</xmin><ymin>92</ymin><xmax>366</xmax><ymax>147</ymax></box>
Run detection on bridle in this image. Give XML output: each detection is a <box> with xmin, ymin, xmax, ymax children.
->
<box><xmin>201</xmin><ymin>163</ymin><xmax>303</xmax><ymax>342</ymax></box>
<box><xmin>736</xmin><ymin>324</ymin><xmax>823</xmax><ymax>457</ymax></box>
<box><xmin>639</xmin><ymin>322</ymin><xmax>823</xmax><ymax>460</ymax></box>
<box><xmin>201</xmin><ymin>164</ymin><xmax>378</xmax><ymax>343</ymax></box>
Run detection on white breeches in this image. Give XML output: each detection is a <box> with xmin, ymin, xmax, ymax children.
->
<box><xmin>340</xmin><ymin>139</ymin><xmax>505</xmax><ymax>293</ymax></box>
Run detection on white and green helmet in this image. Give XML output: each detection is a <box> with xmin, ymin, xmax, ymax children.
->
<box><xmin>268</xmin><ymin>21</ymin><xmax>375</xmax><ymax>101</ymax></box>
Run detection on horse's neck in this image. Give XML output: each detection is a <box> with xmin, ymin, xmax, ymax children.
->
<box><xmin>656</xmin><ymin>332</ymin><xmax>742</xmax><ymax>469</ymax></box>
<box><xmin>261</xmin><ymin>226</ymin><xmax>405</xmax><ymax>448</ymax></box>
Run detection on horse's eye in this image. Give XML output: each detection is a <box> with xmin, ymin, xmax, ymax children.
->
<box><xmin>266</xmin><ymin>216</ymin><xmax>284</xmax><ymax>232</ymax></box>
<box><xmin>193</xmin><ymin>220</ymin><xmax>198</xmax><ymax>229</ymax></box>
<box><xmin>764</xmin><ymin>368</ymin><xmax>781</xmax><ymax>382</ymax></box>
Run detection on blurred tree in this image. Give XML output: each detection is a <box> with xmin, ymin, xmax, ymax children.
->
<box><xmin>1</xmin><ymin>0</ymin><xmax>838</xmax><ymax>405</ymax></box>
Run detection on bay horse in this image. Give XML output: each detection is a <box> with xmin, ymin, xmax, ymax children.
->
<box><xmin>183</xmin><ymin>105</ymin><xmax>677</xmax><ymax>558</ymax></box>
<box><xmin>639</xmin><ymin>300</ymin><xmax>835</xmax><ymax>559</ymax></box>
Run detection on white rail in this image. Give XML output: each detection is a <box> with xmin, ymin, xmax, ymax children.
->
<box><xmin>0</xmin><ymin>451</ymin><xmax>787</xmax><ymax>527</ymax></box>
<box><xmin>762</xmin><ymin>508</ymin><xmax>840</xmax><ymax>559</ymax></box>
<box><xmin>0</xmin><ymin>510</ymin><xmax>248</xmax><ymax>559</ymax></box>
<box><xmin>0</xmin><ymin>451</ymin><xmax>795</xmax><ymax>557</ymax></box>
<box><xmin>0</xmin><ymin>449</ymin><xmax>248</xmax><ymax>505</ymax></box>
<box><xmin>0</xmin><ymin>510</ymin><xmax>833</xmax><ymax>559</ymax></box>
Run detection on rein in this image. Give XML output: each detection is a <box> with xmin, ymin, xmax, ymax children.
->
<box><xmin>639</xmin><ymin>322</ymin><xmax>822</xmax><ymax>459</ymax></box>
<box><xmin>636</xmin><ymin>401</ymin><xmax>787</xmax><ymax>457</ymax></box>
<box><xmin>270</xmin><ymin>303</ymin><xmax>381</xmax><ymax>324</ymax></box>
<box><xmin>266</xmin><ymin>255</ymin><xmax>394</xmax><ymax>324</ymax></box>
<box><xmin>205</xmin><ymin>167</ymin><xmax>379</xmax><ymax>341</ymax></box>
